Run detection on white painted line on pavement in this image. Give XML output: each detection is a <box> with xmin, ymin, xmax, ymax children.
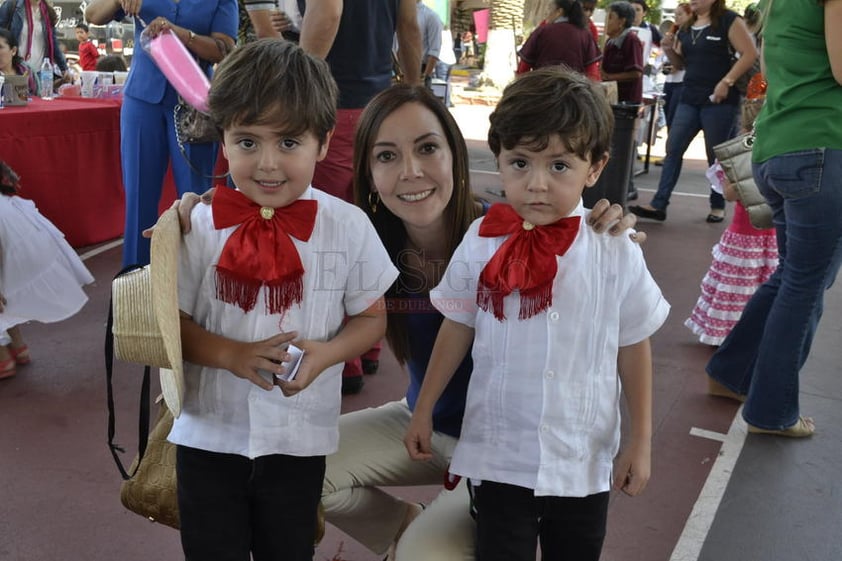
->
<box><xmin>79</xmin><ymin>239</ymin><xmax>123</xmax><ymax>261</ymax></box>
<box><xmin>689</xmin><ymin>427</ymin><xmax>728</xmax><ymax>442</ymax></box>
<box><xmin>670</xmin><ymin>409</ymin><xmax>748</xmax><ymax>561</ymax></box>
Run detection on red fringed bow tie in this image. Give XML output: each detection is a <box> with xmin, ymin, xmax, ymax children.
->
<box><xmin>477</xmin><ymin>204</ymin><xmax>580</xmax><ymax>321</ymax></box>
<box><xmin>212</xmin><ymin>187</ymin><xmax>317</xmax><ymax>314</ymax></box>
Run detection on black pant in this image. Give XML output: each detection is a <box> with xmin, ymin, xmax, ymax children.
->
<box><xmin>473</xmin><ymin>481</ymin><xmax>609</xmax><ymax>561</ymax></box>
<box><xmin>176</xmin><ymin>445</ymin><xmax>325</xmax><ymax>561</ymax></box>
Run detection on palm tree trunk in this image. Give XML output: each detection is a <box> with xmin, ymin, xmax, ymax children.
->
<box><xmin>483</xmin><ymin>0</ymin><xmax>525</xmax><ymax>88</ymax></box>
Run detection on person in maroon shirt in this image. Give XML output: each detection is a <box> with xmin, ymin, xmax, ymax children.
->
<box><xmin>75</xmin><ymin>23</ymin><xmax>98</xmax><ymax>71</ymax></box>
<box><xmin>601</xmin><ymin>1</ymin><xmax>643</xmax><ymax>103</ymax></box>
<box><xmin>517</xmin><ymin>0</ymin><xmax>601</xmax><ymax>80</ymax></box>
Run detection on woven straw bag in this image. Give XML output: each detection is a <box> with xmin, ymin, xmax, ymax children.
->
<box><xmin>119</xmin><ymin>403</ymin><xmax>180</xmax><ymax>529</ymax></box>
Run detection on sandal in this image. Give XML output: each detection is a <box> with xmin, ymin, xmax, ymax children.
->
<box><xmin>9</xmin><ymin>344</ymin><xmax>30</xmax><ymax>365</ymax></box>
<box><xmin>707</xmin><ymin>377</ymin><xmax>746</xmax><ymax>402</ymax></box>
<box><xmin>0</xmin><ymin>357</ymin><xmax>16</xmax><ymax>380</ymax></box>
<box><xmin>748</xmin><ymin>416</ymin><xmax>815</xmax><ymax>438</ymax></box>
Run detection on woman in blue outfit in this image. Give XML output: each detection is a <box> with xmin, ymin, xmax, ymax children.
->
<box><xmin>85</xmin><ymin>0</ymin><xmax>237</xmax><ymax>266</ymax></box>
<box><xmin>629</xmin><ymin>0</ymin><xmax>756</xmax><ymax>223</ymax></box>
<box><xmin>705</xmin><ymin>0</ymin><xmax>842</xmax><ymax>437</ymax></box>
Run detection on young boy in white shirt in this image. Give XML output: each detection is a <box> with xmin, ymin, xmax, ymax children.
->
<box><xmin>404</xmin><ymin>67</ymin><xmax>669</xmax><ymax>561</ymax></box>
<box><xmin>169</xmin><ymin>39</ymin><xmax>398</xmax><ymax>561</ymax></box>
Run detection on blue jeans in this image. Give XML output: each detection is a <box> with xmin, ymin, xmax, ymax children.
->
<box><xmin>650</xmin><ymin>102</ymin><xmax>738</xmax><ymax>211</ymax></box>
<box><xmin>707</xmin><ymin>148</ymin><xmax>842</xmax><ymax>430</ymax></box>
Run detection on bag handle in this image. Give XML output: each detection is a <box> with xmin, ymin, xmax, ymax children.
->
<box><xmin>105</xmin><ymin>265</ymin><xmax>153</xmax><ymax>481</ymax></box>
<box><xmin>173</xmin><ymin>101</ymin><xmax>229</xmax><ymax>180</ymax></box>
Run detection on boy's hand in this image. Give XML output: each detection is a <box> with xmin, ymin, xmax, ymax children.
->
<box><xmin>273</xmin><ymin>339</ymin><xmax>331</xmax><ymax>397</ymax></box>
<box><xmin>223</xmin><ymin>331</ymin><xmax>299</xmax><ymax>391</ymax></box>
<box><xmin>404</xmin><ymin>412</ymin><xmax>435</xmax><ymax>461</ymax></box>
<box><xmin>588</xmin><ymin>199</ymin><xmax>647</xmax><ymax>244</ymax></box>
<box><xmin>613</xmin><ymin>441</ymin><xmax>651</xmax><ymax>496</ymax></box>
<box><xmin>142</xmin><ymin>188</ymin><xmax>215</xmax><ymax>239</ymax></box>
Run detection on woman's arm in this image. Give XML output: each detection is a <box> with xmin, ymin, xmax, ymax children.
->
<box><xmin>299</xmin><ymin>0</ymin><xmax>343</xmax><ymax>58</ymax></box>
<box><xmin>712</xmin><ymin>17</ymin><xmax>758</xmax><ymax>102</ymax></box>
<box><xmin>85</xmin><ymin>0</ymin><xmax>123</xmax><ymax>25</ymax></box>
<box><xmin>826</xmin><ymin>0</ymin><xmax>842</xmax><ymax>85</ymax></box>
<box><xmin>143</xmin><ymin>17</ymin><xmax>234</xmax><ymax>64</ymax></box>
<box><xmin>660</xmin><ymin>31</ymin><xmax>685</xmax><ymax>71</ymax></box>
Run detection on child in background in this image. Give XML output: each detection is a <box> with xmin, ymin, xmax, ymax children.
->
<box><xmin>168</xmin><ymin>40</ymin><xmax>398</xmax><ymax>560</ymax></box>
<box><xmin>685</xmin><ymin>79</ymin><xmax>777</xmax><ymax>348</ymax></box>
<box><xmin>75</xmin><ymin>24</ymin><xmax>99</xmax><ymax>71</ymax></box>
<box><xmin>0</xmin><ymin>161</ymin><xmax>94</xmax><ymax>379</ymax></box>
<box><xmin>404</xmin><ymin>68</ymin><xmax>670</xmax><ymax>561</ymax></box>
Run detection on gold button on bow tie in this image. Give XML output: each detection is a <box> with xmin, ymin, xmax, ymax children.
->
<box><xmin>260</xmin><ymin>207</ymin><xmax>275</xmax><ymax>220</ymax></box>
<box><xmin>522</xmin><ymin>220</ymin><xmax>535</xmax><ymax>231</ymax></box>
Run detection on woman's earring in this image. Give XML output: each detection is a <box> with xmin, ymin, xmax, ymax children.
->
<box><xmin>368</xmin><ymin>191</ymin><xmax>380</xmax><ymax>214</ymax></box>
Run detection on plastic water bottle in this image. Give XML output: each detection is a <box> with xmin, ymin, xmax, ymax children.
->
<box><xmin>39</xmin><ymin>59</ymin><xmax>53</xmax><ymax>100</ymax></box>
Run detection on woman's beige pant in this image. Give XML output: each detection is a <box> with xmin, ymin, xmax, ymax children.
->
<box><xmin>322</xmin><ymin>400</ymin><xmax>475</xmax><ymax>560</ymax></box>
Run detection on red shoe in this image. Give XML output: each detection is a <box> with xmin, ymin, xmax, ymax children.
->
<box><xmin>9</xmin><ymin>344</ymin><xmax>30</xmax><ymax>365</ymax></box>
<box><xmin>0</xmin><ymin>357</ymin><xmax>16</xmax><ymax>380</ymax></box>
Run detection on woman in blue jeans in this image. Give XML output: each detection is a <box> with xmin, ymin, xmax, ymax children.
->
<box><xmin>705</xmin><ymin>0</ymin><xmax>842</xmax><ymax>437</ymax></box>
<box><xmin>629</xmin><ymin>0</ymin><xmax>756</xmax><ymax>223</ymax></box>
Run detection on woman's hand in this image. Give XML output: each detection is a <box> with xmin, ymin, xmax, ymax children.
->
<box><xmin>661</xmin><ymin>32</ymin><xmax>675</xmax><ymax>52</ymax></box>
<box><xmin>120</xmin><ymin>0</ymin><xmax>142</xmax><ymax>17</ymax></box>
<box><xmin>141</xmin><ymin>189</ymin><xmax>214</xmax><ymax>239</ymax></box>
<box><xmin>270</xmin><ymin>10</ymin><xmax>295</xmax><ymax>34</ymax></box>
<box><xmin>588</xmin><ymin>199</ymin><xmax>647</xmax><ymax>244</ymax></box>
<box><xmin>710</xmin><ymin>79</ymin><xmax>730</xmax><ymax>104</ymax></box>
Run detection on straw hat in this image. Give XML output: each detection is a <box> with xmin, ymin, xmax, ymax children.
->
<box><xmin>112</xmin><ymin>208</ymin><xmax>184</xmax><ymax>418</ymax></box>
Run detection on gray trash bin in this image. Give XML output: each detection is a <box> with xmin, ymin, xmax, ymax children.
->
<box><xmin>583</xmin><ymin>103</ymin><xmax>640</xmax><ymax>209</ymax></box>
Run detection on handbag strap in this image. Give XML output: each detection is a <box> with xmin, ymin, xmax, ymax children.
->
<box><xmin>173</xmin><ymin>101</ymin><xmax>229</xmax><ymax>180</ymax></box>
<box><xmin>105</xmin><ymin>265</ymin><xmax>153</xmax><ymax>481</ymax></box>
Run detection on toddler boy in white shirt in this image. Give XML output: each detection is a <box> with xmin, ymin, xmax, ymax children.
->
<box><xmin>169</xmin><ymin>40</ymin><xmax>398</xmax><ymax>561</ymax></box>
<box><xmin>404</xmin><ymin>67</ymin><xmax>669</xmax><ymax>561</ymax></box>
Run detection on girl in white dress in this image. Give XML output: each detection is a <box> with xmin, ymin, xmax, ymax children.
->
<box><xmin>0</xmin><ymin>161</ymin><xmax>94</xmax><ymax>379</ymax></box>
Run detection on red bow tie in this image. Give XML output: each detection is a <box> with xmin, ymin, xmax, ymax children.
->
<box><xmin>212</xmin><ymin>186</ymin><xmax>317</xmax><ymax>314</ymax></box>
<box><xmin>477</xmin><ymin>204</ymin><xmax>580</xmax><ymax>321</ymax></box>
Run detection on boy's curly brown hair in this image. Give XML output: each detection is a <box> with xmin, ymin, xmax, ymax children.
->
<box><xmin>488</xmin><ymin>68</ymin><xmax>613</xmax><ymax>166</ymax></box>
<box><xmin>207</xmin><ymin>39</ymin><xmax>338</xmax><ymax>145</ymax></box>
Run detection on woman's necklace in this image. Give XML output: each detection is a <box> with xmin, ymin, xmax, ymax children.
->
<box><xmin>690</xmin><ymin>25</ymin><xmax>708</xmax><ymax>45</ymax></box>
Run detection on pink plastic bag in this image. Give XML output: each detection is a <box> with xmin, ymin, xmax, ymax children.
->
<box><xmin>142</xmin><ymin>28</ymin><xmax>210</xmax><ymax>112</ymax></box>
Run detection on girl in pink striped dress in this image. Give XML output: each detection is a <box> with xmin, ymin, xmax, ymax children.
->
<box><xmin>685</xmin><ymin>182</ymin><xmax>778</xmax><ymax>346</ymax></box>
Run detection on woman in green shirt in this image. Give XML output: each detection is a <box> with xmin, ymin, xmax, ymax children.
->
<box><xmin>706</xmin><ymin>0</ymin><xmax>842</xmax><ymax>437</ymax></box>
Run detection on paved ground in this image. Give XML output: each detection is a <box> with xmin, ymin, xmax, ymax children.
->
<box><xmin>1</xmin><ymin>100</ymin><xmax>840</xmax><ymax>561</ymax></box>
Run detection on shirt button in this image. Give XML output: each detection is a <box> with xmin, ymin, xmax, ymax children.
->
<box><xmin>541</xmin><ymin>424</ymin><xmax>549</xmax><ymax>432</ymax></box>
<box><xmin>546</xmin><ymin>370</ymin><xmax>555</xmax><ymax>379</ymax></box>
<box><xmin>549</xmin><ymin>311</ymin><xmax>560</xmax><ymax>321</ymax></box>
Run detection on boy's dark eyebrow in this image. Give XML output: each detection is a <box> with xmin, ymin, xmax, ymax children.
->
<box><xmin>373</xmin><ymin>132</ymin><xmax>442</xmax><ymax>147</ymax></box>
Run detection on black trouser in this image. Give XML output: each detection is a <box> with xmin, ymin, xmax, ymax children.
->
<box><xmin>177</xmin><ymin>445</ymin><xmax>325</xmax><ymax>561</ymax></box>
<box><xmin>473</xmin><ymin>481</ymin><xmax>609</xmax><ymax>561</ymax></box>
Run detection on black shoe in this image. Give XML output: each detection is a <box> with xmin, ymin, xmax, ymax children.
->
<box><xmin>341</xmin><ymin>375</ymin><xmax>365</xmax><ymax>395</ymax></box>
<box><xmin>706</xmin><ymin>212</ymin><xmax>725</xmax><ymax>223</ymax></box>
<box><xmin>362</xmin><ymin>359</ymin><xmax>379</xmax><ymax>375</ymax></box>
<box><xmin>629</xmin><ymin>205</ymin><xmax>666</xmax><ymax>221</ymax></box>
